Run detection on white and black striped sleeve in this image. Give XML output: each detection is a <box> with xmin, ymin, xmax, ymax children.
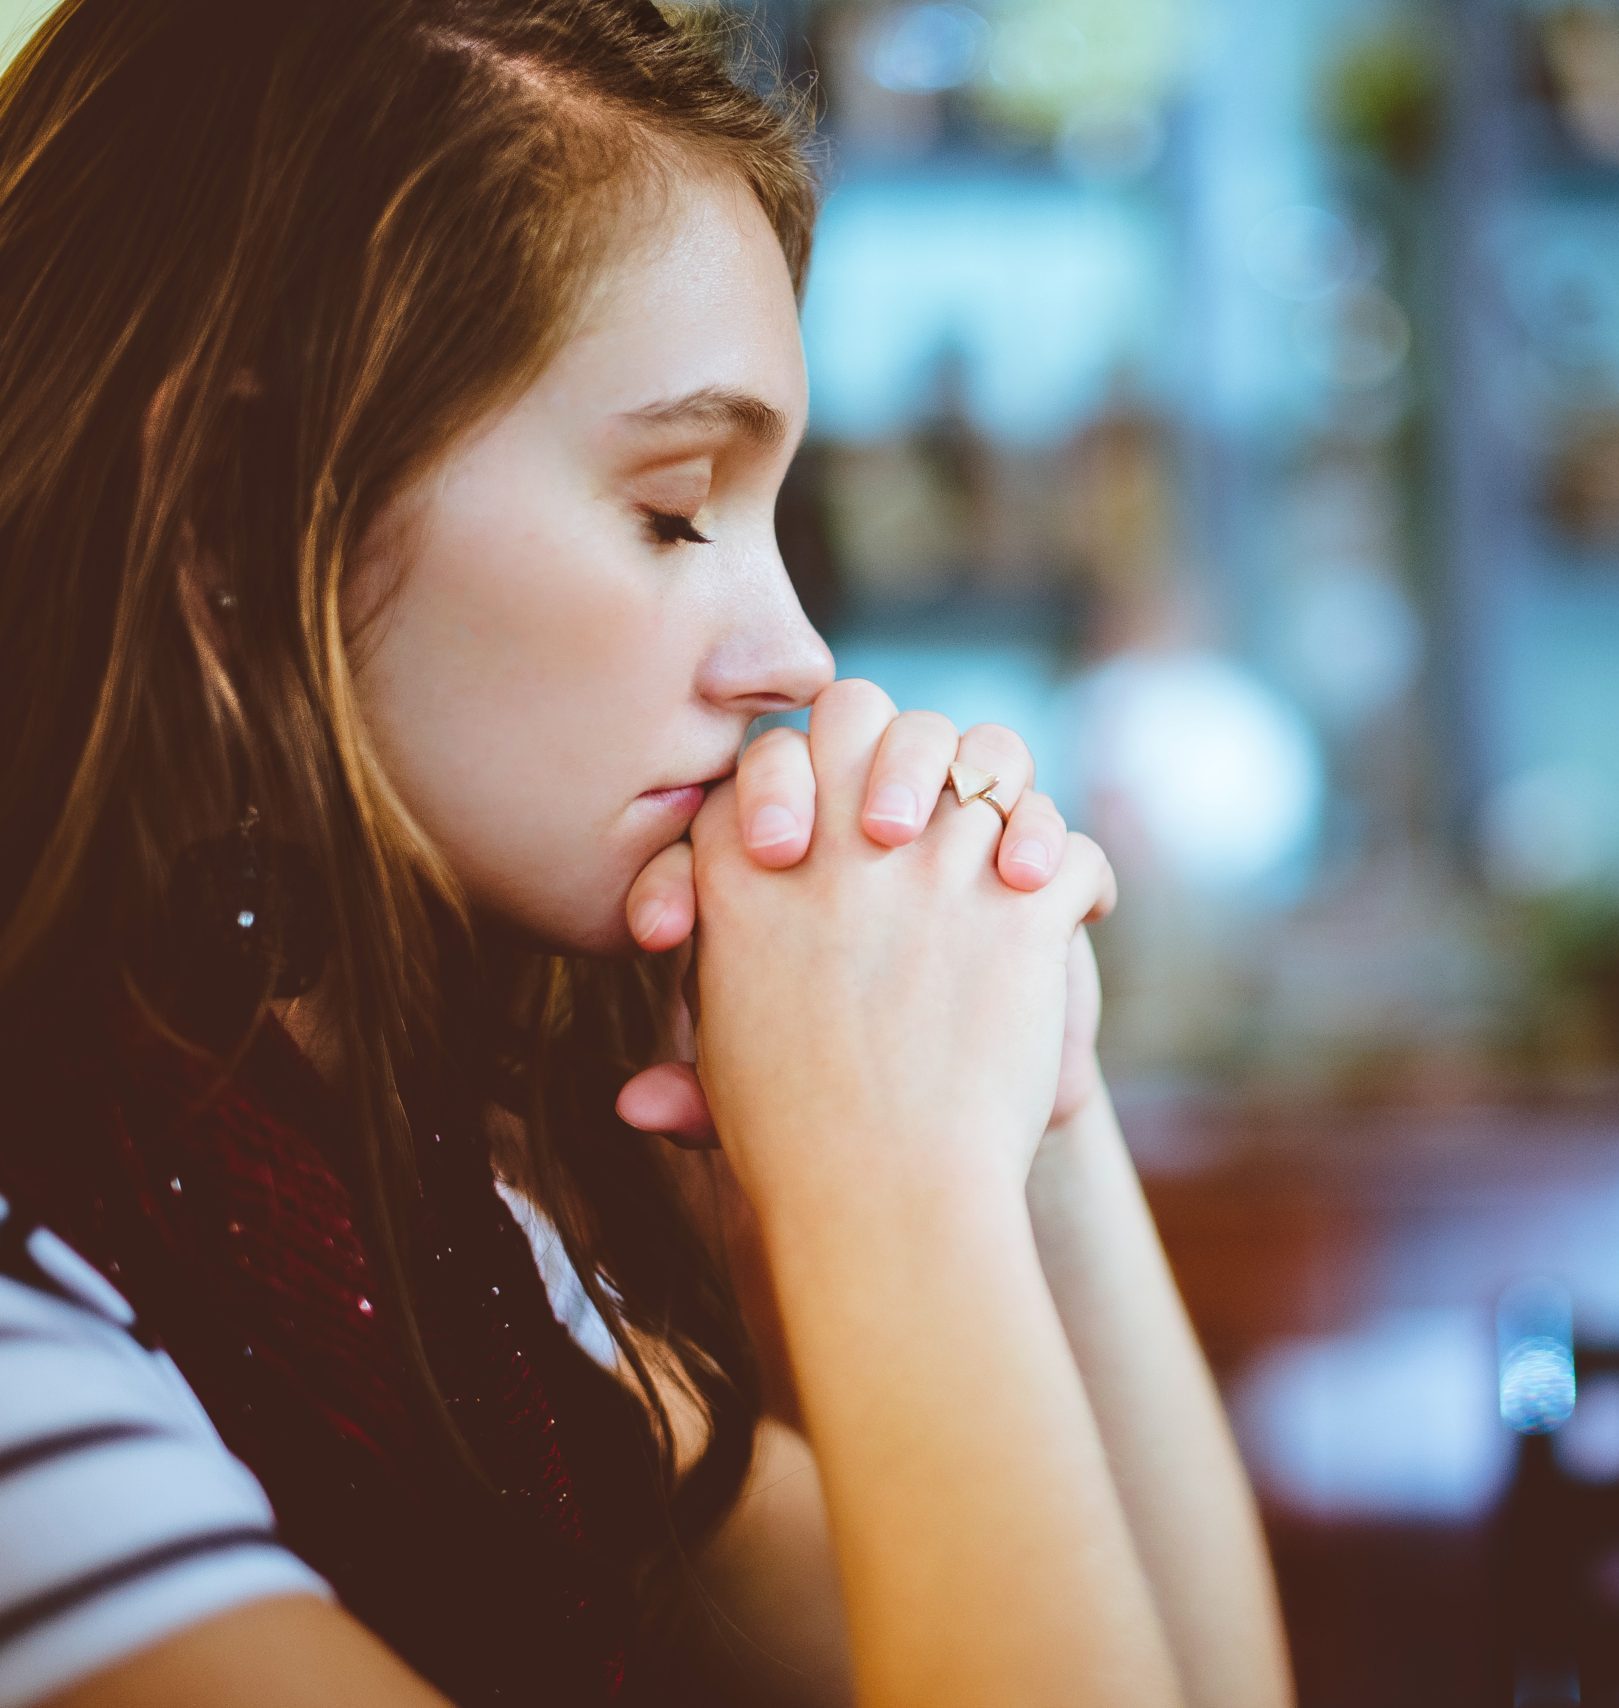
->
<box><xmin>0</xmin><ymin>1191</ymin><xmax>336</xmax><ymax>1708</ymax></box>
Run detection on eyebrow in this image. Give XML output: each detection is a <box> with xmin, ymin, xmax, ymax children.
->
<box><xmin>609</xmin><ymin>386</ymin><xmax>805</xmax><ymax>456</ymax></box>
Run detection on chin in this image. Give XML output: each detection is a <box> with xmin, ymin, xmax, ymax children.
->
<box><xmin>555</xmin><ymin>890</ymin><xmax>651</xmax><ymax>959</ymax></box>
<box><xmin>506</xmin><ymin>918</ymin><xmax>637</xmax><ymax>961</ymax></box>
<box><xmin>575</xmin><ymin>916</ymin><xmax>644</xmax><ymax>959</ymax></box>
<box><xmin>470</xmin><ymin>889</ymin><xmax>636</xmax><ymax>961</ymax></box>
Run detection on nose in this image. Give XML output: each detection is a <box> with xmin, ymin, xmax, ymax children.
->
<box><xmin>696</xmin><ymin>557</ymin><xmax>836</xmax><ymax>717</ymax></box>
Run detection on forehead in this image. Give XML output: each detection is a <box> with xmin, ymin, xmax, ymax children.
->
<box><xmin>548</xmin><ymin>170</ymin><xmax>809</xmax><ymax>454</ymax></box>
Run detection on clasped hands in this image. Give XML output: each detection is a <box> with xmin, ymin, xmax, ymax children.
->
<box><xmin>613</xmin><ymin>678</ymin><xmax>1118</xmax><ymax>1157</ymax></box>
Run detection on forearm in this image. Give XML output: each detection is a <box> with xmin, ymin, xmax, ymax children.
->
<box><xmin>757</xmin><ymin>1163</ymin><xmax>1185</xmax><ymax>1708</ymax></box>
<box><xmin>1024</xmin><ymin>1074</ymin><xmax>1296</xmax><ymax>1708</ymax></box>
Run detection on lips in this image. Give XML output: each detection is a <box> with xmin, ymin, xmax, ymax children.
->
<box><xmin>643</xmin><ymin>765</ymin><xmax>736</xmax><ymax>796</ymax></box>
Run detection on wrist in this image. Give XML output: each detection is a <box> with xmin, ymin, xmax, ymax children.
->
<box><xmin>1043</xmin><ymin>1046</ymin><xmax>1104</xmax><ymax>1142</ymax></box>
<box><xmin>1028</xmin><ymin>1063</ymin><xmax>1113</xmax><ymax>1200</ymax></box>
<box><xmin>745</xmin><ymin>1130</ymin><xmax>1030</xmax><ymax>1265</ymax></box>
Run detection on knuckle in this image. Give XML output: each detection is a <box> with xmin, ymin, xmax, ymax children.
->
<box><xmin>742</xmin><ymin>725</ymin><xmax>806</xmax><ymax>765</ymax></box>
<box><xmin>841</xmin><ymin>675</ymin><xmax>887</xmax><ymax>702</ymax></box>
<box><xmin>897</xmin><ymin>707</ymin><xmax>959</xmax><ymax>746</ymax></box>
<box><xmin>963</xmin><ymin>720</ymin><xmax>1032</xmax><ymax>770</ymax></box>
<box><xmin>870</xmin><ymin>713</ymin><xmax>960</xmax><ymax>801</ymax></box>
<box><xmin>1055</xmin><ymin>830</ymin><xmax>1113</xmax><ymax>899</ymax></box>
<box><xmin>1016</xmin><ymin>788</ymin><xmax>1061</xmax><ymax>823</ymax></box>
<box><xmin>1069</xmin><ymin>830</ymin><xmax>1107</xmax><ymax>868</ymax></box>
<box><xmin>819</xmin><ymin>676</ymin><xmax>895</xmax><ymax>717</ymax></box>
<box><xmin>739</xmin><ymin>725</ymin><xmax>809</xmax><ymax>785</ymax></box>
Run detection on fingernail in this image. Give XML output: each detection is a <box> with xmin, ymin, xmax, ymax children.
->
<box><xmin>632</xmin><ymin>901</ymin><xmax>668</xmax><ymax>942</ymax></box>
<box><xmin>1007</xmin><ymin>839</ymin><xmax>1050</xmax><ymax>875</ymax></box>
<box><xmin>746</xmin><ymin>804</ymin><xmax>799</xmax><ymax>848</ymax></box>
<box><xmin>868</xmin><ymin>782</ymin><xmax>918</xmax><ymax>827</ymax></box>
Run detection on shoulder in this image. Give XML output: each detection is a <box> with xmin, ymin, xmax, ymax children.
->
<box><xmin>0</xmin><ymin>1190</ymin><xmax>335</xmax><ymax>1708</ymax></box>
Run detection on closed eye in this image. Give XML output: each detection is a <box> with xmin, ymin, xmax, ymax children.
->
<box><xmin>638</xmin><ymin>506</ymin><xmax>714</xmax><ymax>548</ymax></box>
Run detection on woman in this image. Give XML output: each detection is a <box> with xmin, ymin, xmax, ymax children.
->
<box><xmin>0</xmin><ymin>1</ymin><xmax>1295</xmax><ymax>1705</ymax></box>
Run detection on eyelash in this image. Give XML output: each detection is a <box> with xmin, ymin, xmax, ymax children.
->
<box><xmin>638</xmin><ymin>505</ymin><xmax>714</xmax><ymax>548</ymax></box>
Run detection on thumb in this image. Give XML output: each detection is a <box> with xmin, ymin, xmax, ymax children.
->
<box><xmin>615</xmin><ymin>1059</ymin><xmax>719</xmax><ymax>1150</ymax></box>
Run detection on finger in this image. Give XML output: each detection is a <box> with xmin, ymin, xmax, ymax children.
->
<box><xmin>680</xmin><ymin>931</ymin><xmax>700</xmax><ymax>1040</ymax></box>
<box><xmin>806</xmin><ymin>677</ymin><xmax>901</xmax><ymax>844</ymax></box>
<box><xmin>1081</xmin><ymin>843</ymin><xmax>1119</xmax><ymax>923</ymax></box>
<box><xmin>1049</xmin><ymin>928</ymin><xmax>1103</xmax><ymax>1128</ymax></box>
<box><xmin>657</xmin><ymin>934</ymin><xmax>697</xmax><ymax>1060</ymax></box>
<box><xmin>735</xmin><ymin>724</ymin><xmax>815</xmax><ymax>867</ymax></box>
<box><xmin>687</xmin><ymin>773</ymin><xmax>758</xmax><ymax>906</ymax></box>
<box><xmin>615</xmin><ymin>1061</ymin><xmax>719</xmax><ymax>1149</ymax></box>
<box><xmin>859</xmin><ymin>708</ymin><xmax>960</xmax><ymax>847</ymax></box>
<box><xmin>995</xmin><ymin>789</ymin><xmax>1068</xmax><ymax>890</ymax></box>
<box><xmin>930</xmin><ymin>720</ymin><xmax>1035</xmax><ymax>874</ymax></box>
<box><xmin>1047</xmin><ymin>831</ymin><xmax>1121</xmax><ymax>934</ymax></box>
<box><xmin>624</xmin><ymin>838</ymin><xmax>694</xmax><ymax>950</ymax></box>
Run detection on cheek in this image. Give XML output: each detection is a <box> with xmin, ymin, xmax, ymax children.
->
<box><xmin>346</xmin><ymin>526</ymin><xmax>682</xmax><ymax>943</ymax></box>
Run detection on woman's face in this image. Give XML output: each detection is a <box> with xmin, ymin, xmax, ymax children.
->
<box><xmin>344</xmin><ymin>168</ymin><xmax>835</xmax><ymax>956</ymax></box>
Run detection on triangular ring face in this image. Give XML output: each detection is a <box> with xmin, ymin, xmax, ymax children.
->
<box><xmin>947</xmin><ymin>761</ymin><xmax>999</xmax><ymax>804</ymax></box>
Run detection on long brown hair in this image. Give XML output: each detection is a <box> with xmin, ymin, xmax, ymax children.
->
<box><xmin>0</xmin><ymin>0</ymin><xmax>824</xmax><ymax>1649</ymax></box>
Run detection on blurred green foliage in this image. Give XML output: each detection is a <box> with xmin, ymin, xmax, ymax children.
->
<box><xmin>1323</xmin><ymin>21</ymin><xmax>1447</xmax><ymax>173</ymax></box>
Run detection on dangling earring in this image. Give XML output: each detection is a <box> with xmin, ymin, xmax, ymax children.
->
<box><xmin>159</xmin><ymin>582</ymin><xmax>330</xmax><ymax>1012</ymax></box>
<box><xmin>162</xmin><ymin>801</ymin><xmax>332</xmax><ymax>1009</ymax></box>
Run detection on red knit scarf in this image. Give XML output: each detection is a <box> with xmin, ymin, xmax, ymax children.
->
<box><xmin>0</xmin><ymin>1000</ymin><xmax>665</xmax><ymax>1705</ymax></box>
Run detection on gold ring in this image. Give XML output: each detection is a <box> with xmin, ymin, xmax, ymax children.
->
<box><xmin>946</xmin><ymin>761</ymin><xmax>1012</xmax><ymax>829</ymax></box>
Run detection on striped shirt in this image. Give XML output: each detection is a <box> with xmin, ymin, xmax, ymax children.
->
<box><xmin>0</xmin><ymin>1189</ymin><xmax>335</xmax><ymax>1708</ymax></box>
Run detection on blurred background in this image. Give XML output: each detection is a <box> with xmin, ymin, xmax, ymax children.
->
<box><xmin>686</xmin><ymin>0</ymin><xmax>1619</xmax><ymax>1701</ymax></box>
<box><xmin>6</xmin><ymin>0</ymin><xmax>1619</xmax><ymax>1700</ymax></box>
